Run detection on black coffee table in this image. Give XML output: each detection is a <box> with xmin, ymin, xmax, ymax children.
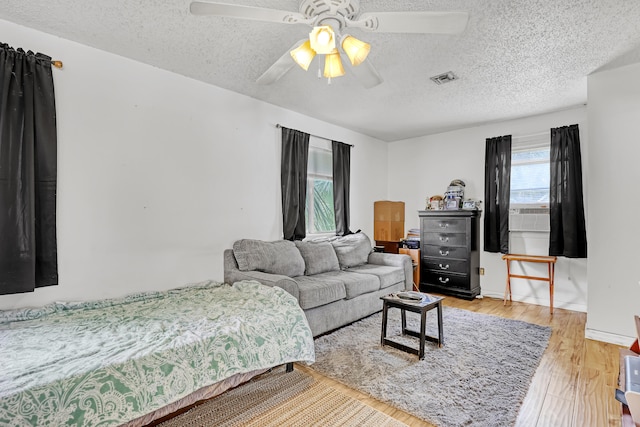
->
<box><xmin>380</xmin><ymin>293</ymin><xmax>444</xmax><ymax>360</ymax></box>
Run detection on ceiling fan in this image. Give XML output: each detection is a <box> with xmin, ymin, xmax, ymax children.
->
<box><xmin>190</xmin><ymin>0</ymin><xmax>469</xmax><ymax>88</ymax></box>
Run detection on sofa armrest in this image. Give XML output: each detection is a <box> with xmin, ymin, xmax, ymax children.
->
<box><xmin>224</xmin><ymin>249</ymin><xmax>300</xmax><ymax>300</ymax></box>
<box><xmin>367</xmin><ymin>252</ymin><xmax>413</xmax><ymax>291</ymax></box>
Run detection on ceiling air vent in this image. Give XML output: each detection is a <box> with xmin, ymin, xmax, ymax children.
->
<box><xmin>430</xmin><ymin>71</ymin><xmax>458</xmax><ymax>85</ymax></box>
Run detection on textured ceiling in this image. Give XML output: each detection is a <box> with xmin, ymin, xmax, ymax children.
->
<box><xmin>2</xmin><ymin>0</ymin><xmax>640</xmax><ymax>141</ymax></box>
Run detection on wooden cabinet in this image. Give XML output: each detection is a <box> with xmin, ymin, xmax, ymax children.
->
<box><xmin>418</xmin><ymin>210</ymin><xmax>480</xmax><ymax>300</ymax></box>
<box><xmin>374</xmin><ymin>201</ymin><xmax>405</xmax><ymax>242</ymax></box>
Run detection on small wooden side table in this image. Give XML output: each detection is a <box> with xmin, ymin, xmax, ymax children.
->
<box><xmin>502</xmin><ymin>254</ymin><xmax>557</xmax><ymax>314</ymax></box>
<box><xmin>399</xmin><ymin>248</ymin><xmax>420</xmax><ymax>291</ymax></box>
<box><xmin>380</xmin><ymin>293</ymin><xmax>444</xmax><ymax>360</ymax></box>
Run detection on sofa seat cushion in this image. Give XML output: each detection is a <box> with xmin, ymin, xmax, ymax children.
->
<box><xmin>295</xmin><ymin>241</ymin><xmax>340</xmax><ymax>275</ymax></box>
<box><xmin>233</xmin><ymin>239</ymin><xmax>305</xmax><ymax>277</ymax></box>
<box><xmin>348</xmin><ymin>264</ymin><xmax>405</xmax><ymax>289</ymax></box>
<box><xmin>292</xmin><ymin>276</ymin><xmax>346</xmax><ymax>310</ymax></box>
<box><xmin>312</xmin><ymin>271</ymin><xmax>380</xmax><ymax>300</ymax></box>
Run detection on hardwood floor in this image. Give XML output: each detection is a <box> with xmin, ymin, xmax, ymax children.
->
<box><xmin>297</xmin><ymin>296</ymin><xmax>624</xmax><ymax>427</ymax></box>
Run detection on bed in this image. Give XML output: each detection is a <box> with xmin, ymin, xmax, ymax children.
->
<box><xmin>0</xmin><ymin>280</ymin><xmax>315</xmax><ymax>426</ymax></box>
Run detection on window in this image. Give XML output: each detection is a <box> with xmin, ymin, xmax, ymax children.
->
<box><xmin>306</xmin><ymin>136</ymin><xmax>335</xmax><ymax>235</ymax></box>
<box><xmin>510</xmin><ymin>136</ymin><xmax>550</xmax><ymax>207</ymax></box>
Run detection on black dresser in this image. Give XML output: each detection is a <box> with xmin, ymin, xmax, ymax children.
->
<box><xmin>418</xmin><ymin>210</ymin><xmax>480</xmax><ymax>300</ymax></box>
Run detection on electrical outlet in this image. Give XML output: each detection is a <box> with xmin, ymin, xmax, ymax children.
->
<box><xmin>479</xmin><ymin>268</ymin><xmax>485</xmax><ymax>275</ymax></box>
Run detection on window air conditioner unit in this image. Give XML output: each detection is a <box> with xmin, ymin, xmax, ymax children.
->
<box><xmin>508</xmin><ymin>208</ymin><xmax>550</xmax><ymax>232</ymax></box>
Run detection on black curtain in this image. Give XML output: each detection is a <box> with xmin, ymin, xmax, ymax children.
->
<box><xmin>549</xmin><ymin>124</ymin><xmax>587</xmax><ymax>258</ymax></box>
<box><xmin>484</xmin><ymin>135</ymin><xmax>512</xmax><ymax>253</ymax></box>
<box><xmin>0</xmin><ymin>43</ymin><xmax>58</xmax><ymax>295</ymax></box>
<box><xmin>332</xmin><ymin>140</ymin><xmax>352</xmax><ymax>236</ymax></box>
<box><xmin>281</xmin><ymin>127</ymin><xmax>310</xmax><ymax>241</ymax></box>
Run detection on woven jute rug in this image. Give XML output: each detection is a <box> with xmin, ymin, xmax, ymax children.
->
<box><xmin>157</xmin><ymin>366</ymin><xmax>407</xmax><ymax>427</ymax></box>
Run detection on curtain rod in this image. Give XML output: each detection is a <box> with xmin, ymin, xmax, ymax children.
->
<box><xmin>275</xmin><ymin>124</ymin><xmax>354</xmax><ymax>147</ymax></box>
<box><xmin>0</xmin><ymin>44</ymin><xmax>62</xmax><ymax>68</ymax></box>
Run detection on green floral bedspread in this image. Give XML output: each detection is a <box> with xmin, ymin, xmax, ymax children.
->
<box><xmin>0</xmin><ymin>280</ymin><xmax>315</xmax><ymax>426</ymax></box>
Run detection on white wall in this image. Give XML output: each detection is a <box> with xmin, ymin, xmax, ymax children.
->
<box><xmin>0</xmin><ymin>20</ymin><xmax>388</xmax><ymax>310</ymax></box>
<box><xmin>586</xmin><ymin>61</ymin><xmax>640</xmax><ymax>345</ymax></box>
<box><xmin>6</xmin><ymin>21</ymin><xmax>637</xmax><ymax>344</ymax></box>
<box><xmin>387</xmin><ymin>107</ymin><xmax>589</xmax><ymax>312</ymax></box>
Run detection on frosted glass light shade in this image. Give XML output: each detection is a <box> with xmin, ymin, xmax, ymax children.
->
<box><xmin>323</xmin><ymin>50</ymin><xmax>345</xmax><ymax>78</ymax></box>
<box><xmin>290</xmin><ymin>40</ymin><xmax>316</xmax><ymax>71</ymax></box>
<box><xmin>341</xmin><ymin>35</ymin><xmax>370</xmax><ymax>66</ymax></box>
<box><xmin>310</xmin><ymin>26</ymin><xmax>336</xmax><ymax>54</ymax></box>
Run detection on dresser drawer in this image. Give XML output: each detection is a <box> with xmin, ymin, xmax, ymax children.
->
<box><xmin>423</xmin><ymin>257</ymin><xmax>467</xmax><ymax>274</ymax></box>
<box><xmin>424</xmin><ymin>271</ymin><xmax>469</xmax><ymax>289</ymax></box>
<box><xmin>423</xmin><ymin>232</ymin><xmax>467</xmax><ymax>247</ymax></box>
<box><xmin>422</xmin><ymin>245</ymin><xmax>468</xmax><ymax>259</ymax></box>
<box><xmin>421</xmin><ymin>218</ymin><xmax>466</xmax><ymax>233</ymax></box>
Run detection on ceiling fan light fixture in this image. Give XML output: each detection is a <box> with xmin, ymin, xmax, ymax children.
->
<box><xmin>191</xmin><ymin>2</ymin><xmax>470</xmax><ymax>87</ymax></box>
<box><xmin>290</xmin><ymin>40</ymin><xmax>316</xmax><ymax>71</ymax></box>
<box><xmin>323</xmin><ymin>49</ymin><xmax>345</xmax><ymax>78</ymax></box>
<box><xmin>341</xmin><ymin>35</ymin><xmax>370</xmax><ymax>66</ymax></box>
<box><xmin>309</xmin><ymin>25</ymin><xmax>336</xmax><ymax>54</ymax></box>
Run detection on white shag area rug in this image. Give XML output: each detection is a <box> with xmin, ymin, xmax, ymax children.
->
<box><xmin>312</xmin><ymin>306</ymin><xmax>551</xmax><ymax>427</ymax></box>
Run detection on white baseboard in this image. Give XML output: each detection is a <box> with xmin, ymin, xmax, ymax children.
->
<box><xmin>481</xmin><ymin>291</ymin><xmax>587</xmax><ymax>313</ymax></box>
<box><xmin>585</xmin><ymin>328</ymin><xmax>635</xmax><ymax>347</ymax></box>
<box><xmin>481</xmin><ymin>292</ymin><xmax>635</xmax><ymax>346</ymax></box>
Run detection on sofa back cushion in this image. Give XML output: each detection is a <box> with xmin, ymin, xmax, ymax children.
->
<box><xmin>295</xmin><ymin>241</ymin><xmax>340</xmax><ymax>275</ymax></box>
<box><xmin>233</xmin><ymin>239</ymin><xmax>305</xmax><ymax>277</ymax></box>
<box><xmin>331</xmin><ymin>233</ymin><xmax>372</xmax><ymax>269</ymax></box>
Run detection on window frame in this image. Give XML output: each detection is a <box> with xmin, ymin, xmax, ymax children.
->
<box><xmin>510</xmin><ymin>134</ymin><xmax>551</xmax><ymax>209</ymax></box>
<box><xmin>305</xmin><ymin>137</ymin><xmax>336</xmax><ymax>237</ymax></box>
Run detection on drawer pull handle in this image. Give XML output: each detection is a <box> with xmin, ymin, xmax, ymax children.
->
<box><xmin>439</xmin><ymin>236</ymin><xmax>449</xmax><ymax>242</ymax></box>
<box><xmin>439</xmin><ymin>223</ymin><xmax>449</xmax><ymax>228</ymax></box>
<box><xmin>438</xmin><ymin>277</ymin><xmax>450</xmax><ymax>284</ymax></box>
<box><xmin>439</xmin><ymin>250</ymin><xmax>450</xmax><ymax>256</ymax></box>
<box><xmin>439</xmin><ymin>264</ymin><xmax>450</xmax><ymax>270</ymax></box>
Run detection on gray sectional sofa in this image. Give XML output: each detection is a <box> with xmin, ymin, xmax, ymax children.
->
<box><xmin>224</xmin><ymin>233</ymin><xmax>412</xmax><ymax>336</ymax></box>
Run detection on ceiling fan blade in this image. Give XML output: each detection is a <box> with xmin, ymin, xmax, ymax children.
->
<box><xmin>256</xmin><ymin>39</ymin><xmax>307</xmax><ymax>85</ymax></box>
<box><xmin>348</xmin><ymin>11</ymin><xmax>469</xmax><ymax>34</ymax></box>
<box><xmin>343</xmin><ymin>55</ymin><xmax>383</xmax><ymax>89</ymax></box>
<box><xmin>190</xmin><ymin>2</ymin><xmax>311</xmax><ymax>25</ymax></box>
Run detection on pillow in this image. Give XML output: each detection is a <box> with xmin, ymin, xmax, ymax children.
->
<box><xmin>233</xmin><ymin>239</ymin><xmax>305</xmax><ymax>277</ymax></box>
<box><xmin>331</xmin><ymin>232</ymin><xmax>372</xmax><ymax>269</ymax></box>
<box><xmin>295</xmin><ymin>241</ymin><xmax>340</xmax><ymax>275</ymax></box>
